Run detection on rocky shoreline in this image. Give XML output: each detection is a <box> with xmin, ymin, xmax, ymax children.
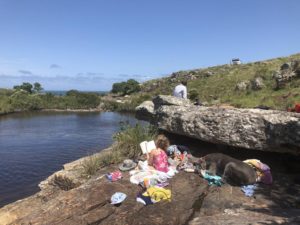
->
<box><xmin>40</xmin><ymin>108</ymin><xmax>103</xmax><ymax>113</ymax></box>
<box><xmin>0</xmin><ymin>108</ymin><xmax>104</xmax><ymax>117</ymax></box>
<box><xmin>1</xmin><ymin>96</ymin><xmax>300</xmax><ymax>224</ymax></box>
<box><xmin>0</xmin><ymin>144</ymin><xmax>300</xmax><ymax>225</ymax></box>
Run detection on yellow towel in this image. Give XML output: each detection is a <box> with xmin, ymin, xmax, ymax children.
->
<box><xmin>143</xmin><ymin>186</ymin><xmax>171</xmax><ymax>202</ymax></box>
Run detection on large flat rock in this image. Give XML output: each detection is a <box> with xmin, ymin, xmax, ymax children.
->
<box><xmin>0</xmin><ymin>164</ymin><xmax>208</xmax><ymax>225</ymax></box>
<box><xmin>136</xmin><ymin>95</ymin><xmax>300</xmax><ymax>154</ymax></box>
<box><xmin>1</xmin><ymin>156</ymin><xmax>299</xmax><ymax>225</ymax></box>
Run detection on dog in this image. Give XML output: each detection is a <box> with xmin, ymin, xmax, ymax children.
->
<box><xmin>190</xmin><ymin>153</ymin><xmax>257</xmax><ymax>186</ymax></box>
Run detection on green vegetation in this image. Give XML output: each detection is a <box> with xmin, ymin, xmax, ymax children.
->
<box><xmin>52</xmin><ymin>175</ymin><xmax>79</xmax><ymax>191</ymax></box>
<box><xmin>101</xmin><ymin>93</ymin><xmax>152</xmax><ymax>112</ymax></box>
<box><xmin>0</xmin><ymin>83</ymin><xmax>101</xmax><ymax>114</ymax></box>
<box><xmin>112</xmin><ymin>122</ymin><xmax>157</xmax><ymax>159</ymax></box>
<box><xmin>81</xmin><ymin>123</ymin><xmax>157</xmax><ymax>176</ymax></box>
<box><xmin>13</xmin><ymin>82</ymin><xmax>43</xmax><ymax>94</ymax></box>
<box><xmin>2</xmin><ymin>53</ymin><xmax>300</xmax><ymax>114</ymax></box>
<box><xmin>139</xmin><ymin>53</ymin><xmax>300</xmax><ymax>110</ymax></box>
<box><xmin>111</xmin><ymin>79</ymin><xmax>141</xmax><ymax>96</ymax></box>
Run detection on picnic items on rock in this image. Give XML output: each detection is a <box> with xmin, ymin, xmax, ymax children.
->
<box><xmin>200</xmin><ymin>169</ymin><xmax>223</xmax><ymax>186</ymax></box>
<box><xmin>140</xmin><ymin>140</ymin><xmax>156</xmax><ymax>154</ymax></box>
<box><xmin>243</xmin><ymin>159</ymin><xmax>273</xmax><ymax>184</ymax></box>
<box><xmin>241</xmin><ymin>184</ymin><xmax>258</xmax><ymax>197</ymax></box>
<box><xmin>119</xmin><ymin>159</ymin><xmax>137</xmax><ymax>171</ymax></box>
<box><xmin>110</xmin><ymin>192</ymin><xmax>127</xmax><ymax>205</ymax></box>
<box><xmin>106</xmin><ymin>171</ymin><xmax>122</xmax><ymax>182</ymax></box>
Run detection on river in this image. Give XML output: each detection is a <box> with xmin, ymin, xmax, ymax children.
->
<box><xmin>0</xmin><ymin>111</ymin><xmax>141</xmax><ymax>207</ymax></box>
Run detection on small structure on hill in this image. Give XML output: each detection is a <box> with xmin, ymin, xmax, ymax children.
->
<box><xmin>231</xmin><ymin>58</ymin><xmax>241</xmax><ymax>65</ymax></box>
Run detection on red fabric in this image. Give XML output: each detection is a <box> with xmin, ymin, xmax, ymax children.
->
<box><xmin>295</xmin><ymin>104</ymin><xmax>300</xmax><ymax>113</ymax></box>
<box><xmin>153</xmin><ymin>150</ymin><xmax>169</xmax><ymax>172</ymax></box>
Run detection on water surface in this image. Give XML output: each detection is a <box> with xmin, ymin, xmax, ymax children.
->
<box><xmin>0</xmin><ymin>111</ymin><xmax>140</xmax><ymax>207</ymax></box>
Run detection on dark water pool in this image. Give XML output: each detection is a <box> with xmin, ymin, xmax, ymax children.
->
<box><xmin>0</xmin><ymin>111</ymin><xmax>141</xmax><ymax>207</ymax></box>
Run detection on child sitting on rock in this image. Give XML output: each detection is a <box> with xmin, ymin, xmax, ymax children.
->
<box><xmin>147</xmin><ymin>134</ymin><xmax>169</xmax><ymax>173</ymax></box>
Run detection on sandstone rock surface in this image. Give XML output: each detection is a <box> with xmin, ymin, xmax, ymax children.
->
<box><xmin>1</xmin><ymin>147</ymin><xmax>300</xmax><ymax>225</ymax></box>
<box><xmin>136</xmin><ymin>95</ymin><xmax>300</xmax><ymax>154</ymax></box>
<box><xmin>0</xmin><ymin>163</ymin><xmax>208</xmax><ymax>225</ymax></box>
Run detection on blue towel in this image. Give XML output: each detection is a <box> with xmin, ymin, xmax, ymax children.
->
<box><xmin>202</xmin><ymin>172</ymin><xmax>223</xmax><ymax>186</ymax></box>
<box><xmin>241</xmin><ymin>184</ymin><xmax>257</xmax><ymax>197</ymax></box>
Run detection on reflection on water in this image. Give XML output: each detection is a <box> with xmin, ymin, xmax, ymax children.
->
<box><xmin>0</xmin><ymin>111</ymin><xmax>141</xmax><ymax>207</ymax></box>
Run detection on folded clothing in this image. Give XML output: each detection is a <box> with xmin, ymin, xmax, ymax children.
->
<box><xmin>201</xmin><ymin>170</ymin><xmax>223</xmax><ymax>186</ymax></box>
<box><xmin>241</xmin><ymin>184</ymin><xmax>257</xmax><ymax>197</ymax></box>
<box><xmin>106</xmin><ymin>171</ymin><xmax>122</xmax><ymax>182</ymax></box>
<box><xmin>243</xmin><ymin>159</ymin><xmax>273</xmax><ymax>184</ymax></box>
<box><xmin>143</xmin><ymin>186</ymin><xmax>171</xmax><ymax>202</ymax></box>
<box><xmin>136</xmin><ymin>193</ymin><xmax>153</xmax><ymax>205</ymax></box>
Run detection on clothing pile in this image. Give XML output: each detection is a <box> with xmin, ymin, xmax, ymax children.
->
<box><xmin>243</xmin><ymin>159</ymin><xmax>273</xmax><ymax>185</ymax></box>
<box><xmin>106</xmin><ymin>171</ymin><xmax>122</xmax><ymax>182</ymax></box>
<box><xmin>129</xmin><ymin>160</ymin><xmax>177</xmax><ymax>186</ymax></box>
<box><xmin>167</xmin><ymin>145</ymin><xmax>197</xmax><ymax>172</ymax></box>
<box><xmin>137</xmin><ymin>186</ymin><xmax>171</xmax><ymax>205</ymax></box>
<box><xmin>200</xmin><ymin>170</ymin><xmax>223</xmax><ymax>186</ymax></box>
<box><xmin>240</xmin><ymin>159</ymin><xmax>272</xmax><ymax>197</ymax></box>
<box><xmin>128</xmin><ymin>160</ymin><xmax>174</xmax><ymax>205</ymax></box>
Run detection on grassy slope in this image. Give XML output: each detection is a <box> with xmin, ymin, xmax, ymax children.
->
<box><xmin>141</xmin><ymin>53</ymin><xmax>300</xmax><ymax>110</ymax></box>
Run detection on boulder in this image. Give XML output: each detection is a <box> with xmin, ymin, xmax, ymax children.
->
<box><xmin>135</xmin><ymin>100</ymin><xmax>155</xmax><ymax>121</ymax></box>
<box><xmin>136</xmin><ymin>95</ymin><xmax>300</xmax><ymax>154</ymax></box>
<box><xmin>189</xmin><ymin>175</ymin><xmax>300</xmax><ymax>225</ymax></box>
<box><xmin>235</xmin><ymin>81</ymin><xmax>250</xmax><ymax>91</ymax></box>
<box><xmin>273</xmin><ymin>61</ymin><xmax>300</xmax><ymax>89</ymax></box>
<box><xmin>251</xmin><ymin>77</ymin><xmax>265</xmax><ymax>90</ymax></box>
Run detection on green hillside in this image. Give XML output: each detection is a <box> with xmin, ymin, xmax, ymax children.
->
<box><xmin>140</xmin><ymin>53</ymin><xmax>300</xmax><ymax>110</ymax></box>
<box><xmin>2</xmin><ymin>53</ymin><xmax>300</xmax><ymax>115</ymax></box>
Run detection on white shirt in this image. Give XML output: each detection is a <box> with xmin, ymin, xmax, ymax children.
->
<box><xmin>173</xmin><ymin>84</ymin><xmax>187</xmax><ymax>99</ymax></box>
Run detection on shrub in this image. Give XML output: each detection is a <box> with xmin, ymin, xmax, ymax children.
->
<box><xmin>9</xmin><ymin>91</ymin><xmax>42</xmax><ymax>110</ymax></box>
<box><xmin>81</xmin><ymin>154</ymin><xmax>103</xmax><ymax>176</ymax></box>
<box><xmin>102</xmin><ymin>94</ymin><xmax>152</xmax><ymax>112</ymax></box>
<box><xmin>111</xmin><ymin>79</ymin><xmax>141</xmax><ymax>96</ymax></box>
<box><xmin>189</xmin><ymin>88</ymin><xmax>199</xmax><ymax>101</ymax></box>
<box><xmin>52</xmin><ymin>175</ymin><xmax>78</xmax><ymax>191</ymax></box>
<box><xmin>112</xmin><ymin>123</ymin><xmax>158</xmax><ymax>159</ymax></box>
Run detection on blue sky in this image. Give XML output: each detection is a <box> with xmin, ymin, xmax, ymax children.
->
<box><xmin>0</xmin><ymin>0</ymin><xmax>299</xmax><ymax>91</ymax></box>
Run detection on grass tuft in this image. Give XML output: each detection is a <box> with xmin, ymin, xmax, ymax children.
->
<box><xmin>81</xmin><ymin>123</ymin><xmax>158</xmax><ymax>176</ymax></box>
<box><xmin>52</xmin><ymin>175</ymin><xmax>78</xmax><ymax>191</ymax></box>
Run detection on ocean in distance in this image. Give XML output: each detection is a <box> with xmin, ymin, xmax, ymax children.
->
<box><xmin>43</xmin><ymin>90</ymin><xmax>108</xmax><ymax>96</ymax></box>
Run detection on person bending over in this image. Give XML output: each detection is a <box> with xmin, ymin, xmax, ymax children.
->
<box><xmin>173</xmin><ymin>80</ymin><xmax>187</xmax><ymax>99</ymax></box>
<box><xmin>147</xmin><ymin>134</ymin><xmax>169</xmax><ymax>172</ymax></box>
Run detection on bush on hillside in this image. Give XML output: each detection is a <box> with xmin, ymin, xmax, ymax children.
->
<box><xmin>102</xmin><ymin>94</ymin><xmax>152</xmax><ymax>112</ymax></box>
<box><xmin>9</xmin><ymin>90</ymin><xmax>42</xmax><ymax>110</ymax></box>
<box><xmin>188</xmin><ymin>88</ymin><xmax>199</xmax><ymax>101</ymax></box>
<box><xmin>111</xmin><ymin>79</ymin><xmax>141</xmax><ymax>96</ymax></box>
<box><xmin>65</xmin><ymin>90</ymin><xmax>100</xmax><ymax>108</ymax></box>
